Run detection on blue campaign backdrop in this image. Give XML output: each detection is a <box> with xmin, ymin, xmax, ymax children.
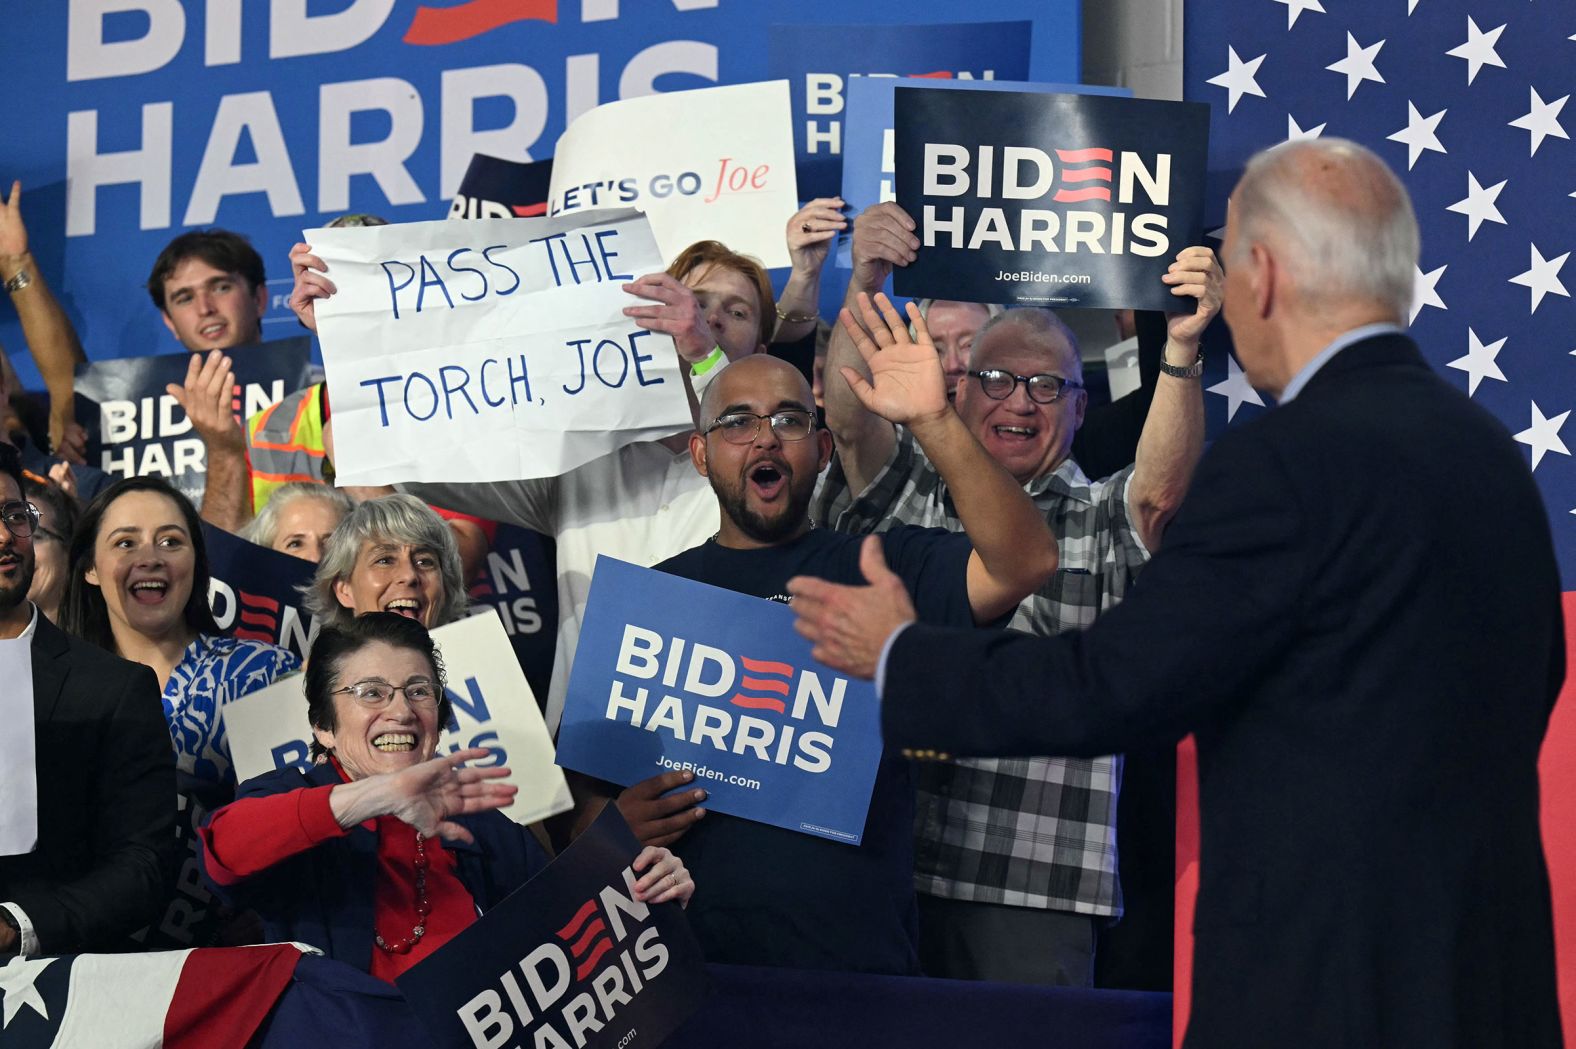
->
<box><xmin>1</xmin><ymin>2</ymin><xmax>1079</xmax><ymax>390</ymax></box>
<box><xmin>558</xmin><ymin>556</ymin><xmax>884</xmax><ymax>845</ymax></box>
<box><xmin>767</xmin><ymin>21</ymin><xmax>1033</xmax><ymax>203</ymax></box>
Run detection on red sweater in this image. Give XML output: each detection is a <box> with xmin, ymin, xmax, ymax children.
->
<box><xmin>200</xmin><ymin>776</ymin><xmax>479</xmax><ymax>982</ymax></box>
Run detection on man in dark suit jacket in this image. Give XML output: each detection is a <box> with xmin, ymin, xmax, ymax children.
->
<box><xmin>0</xmin><ymin>443</ymin><xmax>176</xmax><ymax>956</ymax></box>
<box><xmin>787</xmin><ymin>138</ymin><xmax>1565</xmax><ymax>1048</ymax></box>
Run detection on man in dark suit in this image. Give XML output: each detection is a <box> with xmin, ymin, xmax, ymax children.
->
<box><xmin>787</xmin><ymin>138</ymin><xmax>1565</xmax><ymax>1048</ymax></box>
<box><xmin>0</xmin><ymin>442</ymin><xmax>176</xmax><ymax>956</ymax></box>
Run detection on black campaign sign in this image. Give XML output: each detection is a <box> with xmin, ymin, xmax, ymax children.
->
<box><xmin>893</xmin><ymin>88</ymin><xmax>1208</xmax><ymax>311</ymax></box>
<box><xmin>73</xmin><ymin>337</ymin><xmax>314</xmax><ymax>508</ymax></box>
<box><xmin>397</xmin><ymin>806</ymin><xmax>709</xmax><ymax>1049</ymax></box>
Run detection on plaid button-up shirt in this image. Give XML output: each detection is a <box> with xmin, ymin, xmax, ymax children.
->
<box><xmin>813</xmin><ymin>428</ymin><xmax>1148</xmax><ymax>916</ymax></box>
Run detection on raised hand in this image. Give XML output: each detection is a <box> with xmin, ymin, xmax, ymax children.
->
<box><xmin>836</xmin><ymin>292</ymin><xmax>948</xmax><ymax>429</ymax></box>
<box><xmin>288</xmin><ymin>243</ymin><xmax>336</xmax><ymax>333</ymax></box>
<box><xmin>1161</xmin><ymin>246</ymin><xmax>1224</xmax><ymax>348</ymax></box>
<box><xmin>616</xmin><ymin>769</ymin><xmax>707</xmax><ymax>848</ymax></box>
<box><xmin>630</xmin><ymin>845</ymin><xmax>695</xmax><ymax>908</ymax></box>
<box><xmin>1</xmin><ymin>181</ymin><xmax>28</xmax><ymax>265</ymax></box>
<box><xmin>785</xmin><ymin>196</ymin><xmax>847</xmax><ymax>276</ymax></box>
<box><xmin>788</xmin><ymin>534</ymin><xmax>917</xmax><ymax>679</ymax></box>
<box><xmin>166</xmin><ymin>350</ymin><xmax>245</xmax><ymax>456</ymax></box>
<box><xmin>622</xmin><ymin>273</ymin><xmax>714</xmax><ymax>364</ymax></box>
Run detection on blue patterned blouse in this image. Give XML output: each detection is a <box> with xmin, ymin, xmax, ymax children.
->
<box><xmin>161</xmin><ymin>634</ymin><xmax>301</xmax><ymax>786</ymax></box>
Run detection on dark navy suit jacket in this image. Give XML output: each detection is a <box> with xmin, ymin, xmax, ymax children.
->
<box><xmin>885</xmin><ymin>335</ymin><xmax>1565</xmax><ymax>1049</ymax></box>
<box><xmin>201</xmin><ymin>763</ymin><xmax>550</xmax><ymax>973</ymax></box>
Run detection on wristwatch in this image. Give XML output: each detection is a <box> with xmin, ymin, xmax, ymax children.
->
<box><xmin>1159</xmin><ymin>352</ymin><xmax>1204</xmax><ymax>380</ymax></box>
<box><xmin>3</xmin><ymin>268</ymin><xmax>31</xmax><ymax>294</ymax></box>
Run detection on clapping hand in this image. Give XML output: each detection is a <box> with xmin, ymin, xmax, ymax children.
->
<box><xmin>380</xmin><ymin>748</ymin><xmax>518</xmax><ymax>844</ymax></box>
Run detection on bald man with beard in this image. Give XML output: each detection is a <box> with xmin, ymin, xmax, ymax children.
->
<box><xmin>650</xmin><ymin>303</ymin><xmax>1057</xmax><ymax>974</ymax></box>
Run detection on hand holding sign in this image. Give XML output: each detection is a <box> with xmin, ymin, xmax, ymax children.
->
<box><xmin>615</xmin><ymin>769</ymin><xmax>708</xmax><ymax>848</ymax></box>
<box><xmin>328</xmin><ymin>747</ymin><xmax>518</xmax><ymax>845</ymax></box>
<box><xmin>287</xmin><ymin>242</ymin><xmax>335</xmax><ymax>333</ymax></box>
<box><xmin>620</xmin><ymin>273</ymin><xmax>715</xmax><ymax>365</ymax></box>
<box><xmin>837</xmin><ymin>292</ymin><xmax>950</xmax><ymax>431</ymax></box>
<box><xmin>785</xmin><ymin>196</ymin><xmax>848</xmax><ymax>276</ymax></box>
<box><xmin>1161</xmin><ymin>245</ymin><xmax>1225</xmax><ymax>349</ymax></box>
<box><xmin>850</xmin><ymin>202</ymin><xmax>920</xmax><ymax>294</ymax></box>
<box><xmin>630</xmin><ymin>844</ymin><xmax>695</xmax><ymax>907</ymax></box>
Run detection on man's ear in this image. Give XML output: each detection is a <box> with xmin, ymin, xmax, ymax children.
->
<box><xmin>1251</xmin><ymin>242</ymin><xmax>1276</xmax><ymax>319</ymax></box>
<box><xmin>252</xmin><ymin>281</ymin><xmax>269</xmax><ymax>332</ymax></box>
<box><xmin>689</xmin><ymin>431</ymin><xmax>709</xmax><ymax>478</ymax></box>
<box><xmin>159</xmin><ymin>310</ymin><xmax>178</xmax><ymax>338</ymax></box>
<box><xmin>816</xmin><ymin>428</ymin><xmax>834</xmax><ymax>471</ymax></box>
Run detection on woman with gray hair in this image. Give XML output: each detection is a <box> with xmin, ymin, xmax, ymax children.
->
<box><xmin>240</xmin><ymin>481</ymin><xmax>354</xmax><ymax>563</ymax></box>
<box><xmin>304</xmin><ymin>494</ymin><xmax>470</xmax><ymax>631</ymax></box>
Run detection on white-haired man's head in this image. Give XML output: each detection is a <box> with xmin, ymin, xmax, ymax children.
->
<box><xmin>1222</xmin><ymin>138</ymin><xmax>1419</xmax><ymax>396</ymax></box>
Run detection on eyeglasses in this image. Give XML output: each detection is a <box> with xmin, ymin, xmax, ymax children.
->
<box><xmin>0</xmin><ymin>501</ymin><xmax>41</xmax><ymax>540</ymax></box>
<box><xmin>701</xmin><ymin>410</ymin><xmax>817</xmax><ymax>445</ymax></box>
<box><xmin>968</xmin><ymin>369</ymin><xmax>1083</xmax><ymax>405</ymax></box>
<box><xmin>331</xmin><ymin>680</ymin><xmax>440</xmax><ymax>708</ymax></box>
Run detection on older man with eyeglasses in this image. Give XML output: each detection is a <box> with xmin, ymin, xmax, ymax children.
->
<box><xmin>813</xmin><ymin>199</ymin><xmax>1222</xmax><ymax>988</ymax></box>
<box><xmin>646</xmin><ymin>296</ymin><xmax>1057</xmax><ymax>975</ymax></box>
<box><xmin>0</xmin><ymin>442</ymin><xmax>177</xmax><ymax>957</ymax></box>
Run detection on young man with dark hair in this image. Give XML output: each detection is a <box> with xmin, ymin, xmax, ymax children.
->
<box><xmin>146</xmin><ymin>229</ymin><xmax>269</xmax><ymax>354</ymax></box>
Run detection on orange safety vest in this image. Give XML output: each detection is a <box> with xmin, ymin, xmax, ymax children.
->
<box><xmin>245</xmin><ymin>383</ymin><xmax>327</xmax><ymax>512</ymax></box>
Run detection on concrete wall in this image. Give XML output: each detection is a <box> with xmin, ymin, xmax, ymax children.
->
<box><xmin>1081</xmin><ymin>0</ymin><xmax>1185</xmax><ymax>101</ymax></box>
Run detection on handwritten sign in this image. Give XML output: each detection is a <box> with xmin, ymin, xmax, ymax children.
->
<box><xmin>558</xmin><ymin>558</ymin><xmax>883</xmax><ymax>845</ymax></box>
<box><xmin>0</xmin><ymin>639</ymin><xmax>37</xmax><ymax>857</ymax></box>
<box><xmin>222</xmin><ymin>613</ymin><xmax>572</xmax><ymax>826</ymax></box>
<box><xmin>893</xmin><ymin>88</ymin><xmax>1209</xmax><ymax>310</ymax></box>
<box><xmin>398</xmin><ymin>806</ymin><xmax>709</xmax><ymax>1049</ymax></box>
<box><xmin>310</xmin><ymin>210</ymin><xmax>692</xmax><ymax>488</ymax></box>
<box><xmin>548</xmin><ymin>81</ymin><xmax>797</xmax><ymax>269</ymax></box>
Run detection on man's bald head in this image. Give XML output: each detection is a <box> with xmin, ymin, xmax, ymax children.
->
<box><xmin>1228</xmin><ymin>137</ymin><xmax>1418</xmax><ymax>323</ymax></box>
<box><xmin>699</xmin><ymin>355</ymin><xmax>815</xmax><ymax>427</ymax></box>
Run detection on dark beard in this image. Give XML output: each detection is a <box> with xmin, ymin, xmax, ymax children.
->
<box><xmin>711</xmin><ymin>470</ymin><xmax>815</xmax><ymax>545</ymax></box>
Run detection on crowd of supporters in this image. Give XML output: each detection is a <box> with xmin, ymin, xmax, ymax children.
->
<box><xmin>0</xmin><ymin>173</ymin><xmax>1220</xmax><ymax>990</ymax></box>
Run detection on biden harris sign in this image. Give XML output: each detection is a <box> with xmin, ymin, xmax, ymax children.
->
<box><xmin>557</xmin><ymin>557</ymin><xmax>883</xmax><ymax>845</ymax></box>
<box><xmin>398</xmin><ymin>805</ymin><xmax>708</xmax><ymax>1049</ymax></box>
<box><xmin>893</xmin><ymin>87</ymin><xmax>1209</xmax><ymax>310</ymax></box>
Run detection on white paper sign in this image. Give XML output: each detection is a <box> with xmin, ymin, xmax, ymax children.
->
<box><xmin>222</xmin><ymin>614</ymin><xmax>572</xmax><ymax>826</ymax></box>
<box><xmin>0</xmin><ymin>639</ymin><xmax>37</xmax><ymax>856</ymax></box>
<box><xmin>548</xmin><ymin>80</ymin><xmax>798</xmax><ymax>269</ymax></box>
<box><xmin>311</xmin><ymin>209</ymin><xmax>692</xmax><ymax>487</ymax></box>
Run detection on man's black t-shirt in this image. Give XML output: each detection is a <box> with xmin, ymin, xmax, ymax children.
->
<box><xmin>656</xmin><ymin>525</ymin><xmax>976</xmax><ymax>975</ymax></box>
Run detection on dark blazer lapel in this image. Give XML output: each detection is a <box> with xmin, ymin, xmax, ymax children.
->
<box><xmin>28</xmin><ymin>613</ymin><xmax>72</xmax><ymax>728</ymax></box>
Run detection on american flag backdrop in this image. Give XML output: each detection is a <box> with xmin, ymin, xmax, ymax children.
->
<box><xmin>1180</xmin><ymin>1</ymin><xmax>1576</xmax><ymax>1042</ymax></box>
